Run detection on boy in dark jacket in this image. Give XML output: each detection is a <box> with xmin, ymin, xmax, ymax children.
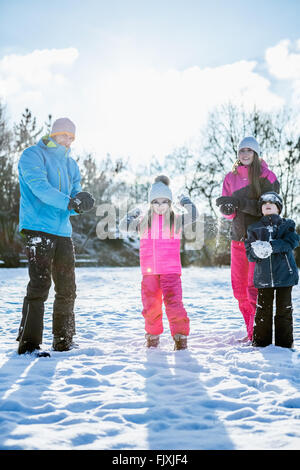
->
<box><xmin>245</xmin><ymin>192</ymin><xmax>299</xmax><ymax>348</ymax></box>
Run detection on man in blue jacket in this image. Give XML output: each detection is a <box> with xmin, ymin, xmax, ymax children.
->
<box><xmin>17</xmin><ymin>117</ymin><xmax>94</xmax><ymax>355</ymax></box>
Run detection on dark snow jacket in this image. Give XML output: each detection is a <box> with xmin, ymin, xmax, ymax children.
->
<box><xmin>220</xmin><ymin>160</ymin><xmax>280</xmax><ymax>241</ymax></box>
<box><xmin>245</xmin><ymin>214</ymin><xmax>299</xmax><ymax>288</ymax></box>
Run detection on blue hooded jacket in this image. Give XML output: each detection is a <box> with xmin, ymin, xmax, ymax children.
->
<box><xmin>245</xmin><ymin>214</ymin><xmax>299</xmax><ymax>288</ymax></box>
<box><xmin>18</xmin><ymin>136</ymin><xmax>82</xmax><ymax>237</ymax></box>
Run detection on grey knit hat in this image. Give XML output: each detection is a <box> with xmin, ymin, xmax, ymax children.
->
<box><xmin>148</xmin><ymin>175</ymin><xmax>173</xmax><ymax>203</ymax></box>
<box><xmin>238</xmin><ymin>136</ymin><xmax>260</xmax><ymax>156</ymax></box>
<box><xmin>50</xmin><ymin>117</ymin><xmax>76</xmax><ymax>138</ymax></box>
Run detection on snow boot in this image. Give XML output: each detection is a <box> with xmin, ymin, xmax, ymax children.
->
<box><xmin>52</xmin><ymin>335</ymin><xmax>75</xmax><ymax>352</ymax></box>
<box><xmin>18</xmin><ymin>341</ymin><xmax>50</xmax><ymax>357</ymax></box>
<box><xmin>145</xmin><ymin>333</ymin><xmax>160</xmax><ymax>348</ymax></box>
<box><xmin>173</xmin><ymin>334</ymin><xmax>187</xmax><ymax>351</ymax></box>
<box><xmin>18</xmin><ymin>340</ymin><xmax>39</xmax><ymax>355</ymax></box>
<box><xmin>237</xmin><ymin>335</ymin><xmax>249</xmax><ymax>343</ymax></box>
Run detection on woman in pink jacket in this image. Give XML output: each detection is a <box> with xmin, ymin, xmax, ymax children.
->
<box><xmin>216</xmin><ymin>137</ymin><xmax>279</xmax><ymax>341</ymax></box>
<box><xmin>120</xmin><ymin>175</ymin><xmax>197</xmax><ymax>350</ymax></box>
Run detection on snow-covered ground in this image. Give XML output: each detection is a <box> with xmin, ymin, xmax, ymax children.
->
<box><xmin>0</xmin><ymin>266</ymin><xmax>299</xmax><ymax>450</ymax></box>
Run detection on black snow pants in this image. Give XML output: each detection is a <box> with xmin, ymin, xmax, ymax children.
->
<box><xmin>17</xmin><ymin>230</ymin><xmax>77</xmax><ymax>347</ymax></box>
<box><xmin>252</xmin><ymin>286</ymin><xmax>293</xmax><ymax>348</ymax></box>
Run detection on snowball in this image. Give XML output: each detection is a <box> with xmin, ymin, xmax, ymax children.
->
<box><xmin>251</xmin><ymin>240</ymin><xmax>273</xmax><ymax>259</ymax></box>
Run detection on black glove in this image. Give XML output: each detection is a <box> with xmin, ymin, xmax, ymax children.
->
<box><xmin>220</xmin><ymin>202</ymin><xmax>236</xmax><ymax>215</ymax></box>
<box><xmin>68</xmin><ymin>192</ymin><xmax>95</xmax><ymax>213</ymax></box>
<box><xmin>216</xmin><ymin>196</ymin><xmax>239</xmax><ymax>208</ymax></box>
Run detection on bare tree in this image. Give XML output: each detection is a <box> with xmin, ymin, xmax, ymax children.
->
<box><xmin>183</xmin><ymin>102</ymin><xmax>300</xmax><ymax>220</ymax></box>
<box><xmin>71</xmin><ymin>152</ymin><xmax>130</xmax><ymax>252</ymax></box>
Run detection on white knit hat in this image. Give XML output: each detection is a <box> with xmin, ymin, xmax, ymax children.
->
<box><xmin>148</xmin><ymin>175</ymin><xmax>173</xmax><ymax>203</ymax></box>
<box><xmin>50</xmin><ymin>118</ymin><xmax>76</xmax><ymax>138</ymax></box>
<box><xmin>238</xmin><ymin>136</ymin><xmax>260</xmax><ymax>156</ymax></box>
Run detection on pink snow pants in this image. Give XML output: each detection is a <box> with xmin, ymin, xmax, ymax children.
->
<box><xmin>141</xmin><ymin>274</ymin><xmax>190</xmax><ymax>337</ymax></box>
<box><xmin>231</xmin><ymin>241</ymin><xmax>258</xmax><ymax>340</ymax></box>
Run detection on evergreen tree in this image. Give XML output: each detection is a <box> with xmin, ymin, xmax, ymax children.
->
<box><xmin>13</xmin><ymin>108</ymin><xmax>43</xmax><ymax>153</ymax></box>
<box><xmin>0</xmin><ymin>102</ymin><xmax>21</xmax><ymax>266</ymax></box>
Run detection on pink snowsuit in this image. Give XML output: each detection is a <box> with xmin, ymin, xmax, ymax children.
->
<box><xmin>221</xmin><ymin>161</ymin><xmax>279</xmax><ymax>340</ymax></box>
<box><xmin>230</xmin><ymin>241</ymin><xmax>257</xmax><ymax>340</ymax></box>
<box><xmin>140</xmin><ymin>212</ymin><xmax>190</xmax><ymax>337</ymax></box>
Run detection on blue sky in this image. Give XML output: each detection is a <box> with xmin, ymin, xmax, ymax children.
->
<box><xmin>1</xmin><ymin>0</ymin><xmax>300</xmax><ymax>162</ymax></box>
<box><xmin>2</xmin><ymin>0</ymin><xmax>300</xmax><ymax>68</ymax></box>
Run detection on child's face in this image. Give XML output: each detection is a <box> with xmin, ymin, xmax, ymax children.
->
<box><xmin>151</xmin><ymin>198</ymin><xmax>170</xmax><ymax>215</ymax></box>
<box><xmin>262</xmin><ymin>202</ymin><xmax>279</xmax><ymax>216</ymax></box>
<box><xmin>238</xmin><ymin>147</ymin><xmax>254</xmax><ymax>166</ymax></box>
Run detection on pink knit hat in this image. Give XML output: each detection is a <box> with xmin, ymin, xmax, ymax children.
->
<box><xmin>50</xmin><ymin>118</ymin><xmax>76</xmax><ymax>138</ymax></box>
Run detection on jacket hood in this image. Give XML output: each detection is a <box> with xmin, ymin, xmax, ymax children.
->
<box><xmin>37</xmin><ymin>135</ymin><xmax>71</xmax><ymax>157</ymax></box>
<box><xmin>260</xmin><ymin>159</ymin><xmax>273</xmax><ymax>177</ymax></box>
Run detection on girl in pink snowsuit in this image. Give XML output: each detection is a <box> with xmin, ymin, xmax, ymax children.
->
<box><xmin>120</xmin><ymin>175</ymin><xmax>197</xmax><ymax>350</ymax></box>
<box><xmin>216</xmin><ymin>137</ymin><xmax>279</xmax><ymax>341</ymax></box>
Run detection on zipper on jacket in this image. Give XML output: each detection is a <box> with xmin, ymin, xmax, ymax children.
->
<box><xmin>153</xmin><ymin>216</ymin><xmax>160</xmax><ymax>274</ymax></box>
<box><xmin>285</xmin><ymin>254</ymin><xmax>293</xmax><ymax>273</ymax></box>
<box><xmin>267</xmin><ymin>218</ymin><xmax>274</xmax><ymax>287</ymax></box>
<box><xmin>269</xmin><ymin>256</ymin><xmax>274</xmax><ymax>287</ymax></box>
<box><xmin>153</xmin><ymin>236</ymin><xmax>156</xmax><ymax>273</ymax></box>
<box><xmin>58</xmin><ymin>169</ymin><xmax>61</xmax><ymax>191</ymax></box>
<box><xmin>57</xmin><ymin>168</ymin><xmax>63</xmax><ymax>234</ymax></box>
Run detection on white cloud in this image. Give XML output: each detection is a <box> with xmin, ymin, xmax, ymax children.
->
<box><xmin>75</xmin><ymin>59</ymin><xmax>283</xmax><ymax>161</ymax></box>
<box><xmin>0</xmin><ymin>48</ymin><xmax>78</xmax><ymax>103</ymax></box>
<box><xmin>265</xmin><ymin>38</ymin><xmax>300</xmax><ymax>113</ymax></box>
<box><xmin>0</xmin><ymin>46</ymin><xmax>285</xmax><ymax>163</ymax></box>
<box><xmin>266</xmin><ymin>39</ymin><xmax>300</xmax><ymax>80</ymax></box>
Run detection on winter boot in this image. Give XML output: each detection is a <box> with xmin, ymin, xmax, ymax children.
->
<box><xmin>237</xmin><ymin>335</ymin><xmax>250</xmax><ymax>343</ymax></box>
<box><xmin>18</xmin><ymin>340</ymin><xmax>40</xmax><ymax>355</ymax></box>
<box><xmin>173</xmin><ymin>334</ymin><xmax>187</xmax><ymax>351</ymax></box>
<box><xmin>145</xmin><ymin>333</ymin><xmax>160</xmax><ymax>348</ymax></box>
<box><xmin>52</xmin><ymin>335</ymin><xmax>75</xmax><ymax>352</ymax></box>
<box><xmin>18</xmin><ymin>341</ymin><xmax>50</xmax><ymax>357</ymax></box>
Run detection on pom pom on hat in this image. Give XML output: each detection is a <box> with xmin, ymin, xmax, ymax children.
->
<box><xmin>154</xmin><ymin>175</ymin><xmax>170</xmax><ymax>186</ymax></box>
<box><xmin>149</xmin><ymin>175</ymin><xmax>172</xmax><ymax>203</ymax></box>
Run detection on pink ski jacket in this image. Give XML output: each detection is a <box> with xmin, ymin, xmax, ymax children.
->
<box><xmin>140</xmin><ymin>213</ymin><xmax>182</xmax><ymax>275</ymax></box>
<box><xmin>119</xmin><ymin>196</ymin><xmax>198</xmax><ymax>275</ymax></box>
